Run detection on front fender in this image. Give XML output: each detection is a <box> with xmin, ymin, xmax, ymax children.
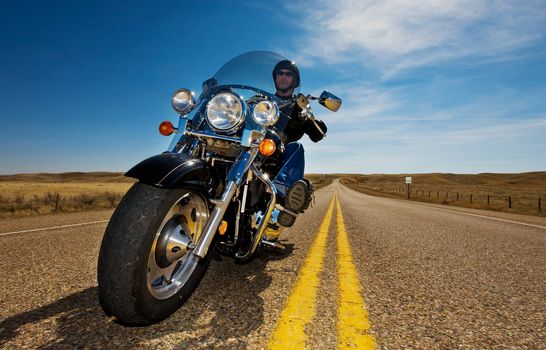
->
<box><xmin>125</xmin><ymin>153</ymin><xmax>211</xmax><ymax>188</ymax></box>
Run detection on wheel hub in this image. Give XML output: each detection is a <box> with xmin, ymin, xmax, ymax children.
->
<box><xmin>154</xmin><ymin>218</ymin><xmax>191</xmax><ymax>268</ymax></box>
<box><xmin>146</xmin><ymin>192</ymin><xmax>209</xmax><ymax>300</ymax></box>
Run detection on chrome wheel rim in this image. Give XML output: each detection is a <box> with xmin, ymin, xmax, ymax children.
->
<box><xmin>147</xmin><ymin>192</ymin><xmax>208</xmax><ymax>300</ymax></box>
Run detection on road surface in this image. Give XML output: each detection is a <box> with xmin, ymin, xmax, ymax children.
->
<box><xmin>1</xmin><ymin>181</ymin><xmax>545</xmax><ymax>349</ymax></box>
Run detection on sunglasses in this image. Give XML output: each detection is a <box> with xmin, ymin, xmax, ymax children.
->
<box><xmin>277</xmin><ymin>70</ymin><xmax>294</xmax><ymax>77</ymax></box>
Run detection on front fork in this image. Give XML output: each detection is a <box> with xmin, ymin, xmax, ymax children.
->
<box><xmin>192</xmin><ymin>147</ymin><xmax>260</xmax><ymax>258</ymax></box>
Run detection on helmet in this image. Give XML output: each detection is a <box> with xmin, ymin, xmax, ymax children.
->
<box><xmin>272</xmin><ymin>60</ymin><xmax>300</xmax><ymax>90</ymax></box>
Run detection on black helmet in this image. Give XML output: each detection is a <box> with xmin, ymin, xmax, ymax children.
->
<box><xmin>272</xmin><ymin>60</ymin><xmax>300</xmax><ymax>90</ymax></box>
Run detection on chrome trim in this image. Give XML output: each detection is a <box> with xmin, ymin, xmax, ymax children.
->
<box><xmin>192</xmin><ymin>181</ymin><xmax>238</xmax><ymax>258</ymax></box>
<box><xmin>168</xmin><ymin>118</ymin><xmax>189</xmax><ymax>151</ymax></box>
<box><xmin>241</xmin><ymin>129</ymin><xmax>265</xmax><ymax>147</ymax></box>
<box><xmin>178</xmin><ymin>118</ymin><xmax>188</xmax><ymax>133</ymax></box>
<box><xmin>192</xmin><ymin>147</ymin><xmax>260</xmax><ymax>258</ymax></box>
<box><xmin>260</xmin><ymin>239</ymin><xmax>285</xmax><ymax>250</ymax></box>
<box><xmin>234</xmin><ymin>199</ymin><xmax>241</xmax><ymax>246</ymax></box>
<box><xmin>186</xmin><ymin>130</ymin><xmax>242</xmax><ymax>144</ymax></box>
<box><xmin>235</xmin><ymin>164</ymin><xmax>277</xmax><ymax>260</ymax></box>
<box><xmin>275</xmin><ymin>204</ymin><xmax>298</xmax><ymax>217</ymax></box>
<box><xmin>240</xmin><ymin>169</ymin><xmax>253</xmax><ymax>214</ymax></box>
<box><xmin>226</xmin><ymin>147</ymin><xmax>259</xmax><ymax>184</ymax></box>
<box><xmin>221</xmin><ymin>198</ymin><xmax>241</xmax><ymax>247</ymax></box>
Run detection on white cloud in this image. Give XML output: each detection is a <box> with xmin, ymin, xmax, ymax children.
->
<box><xmin>287</xmin><ymin>0</ymin><xmax>546</xmax><ymax>76</ymax></box>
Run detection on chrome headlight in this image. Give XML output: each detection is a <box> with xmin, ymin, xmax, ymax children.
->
<box><xmin>171</xmin><ymin>88</ymin><xmax>195</xmax><ymax>115</ymax></box>
<box><xmin>252</xmin><ymin>100</ymin><xmax>279</xmax><ymax>126</ymax></box>
<box><xmin>206</xmin><ymin>92</ymin><xmax>245</xmax><ymax>132</ymax></box>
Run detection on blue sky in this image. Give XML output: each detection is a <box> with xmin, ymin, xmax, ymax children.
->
<box><xmin>1</xmin><ymin>0</ymin><xmax>546</xmax><ymax>175</ymax></box>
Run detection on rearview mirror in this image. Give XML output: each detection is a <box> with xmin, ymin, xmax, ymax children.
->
<box><xmin>318</xmin><ymin>91</ymin><xmax>342</xmax><ymax>112</ymax></box>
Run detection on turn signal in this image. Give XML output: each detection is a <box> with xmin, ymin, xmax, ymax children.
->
<box><xmin>218</xmin><ymin>220</ymin><xmax>228</xmax><ymax>235</ymax></box>
<box><xmin>259</xmin><ymin>139</ymin><xmax>276</xmax><ymax>156</ymax></box>
<box><xmin>159</xmin><ymin>121</ymin><xmax>175</xmax><ymax>136</ymax></box>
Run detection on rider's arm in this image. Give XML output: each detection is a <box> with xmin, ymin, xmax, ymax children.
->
<box><xmin>304</xmin><ymin>118</ymin><xmax>327</xmax><ymax>142</ymax></box>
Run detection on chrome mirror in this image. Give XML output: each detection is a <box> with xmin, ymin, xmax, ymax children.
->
<box><xmin>318</xmin><ymin>91</ymin><xmax>342</xmax><ymax>112</ymax></box>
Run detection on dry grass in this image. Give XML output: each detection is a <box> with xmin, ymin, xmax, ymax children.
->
<box><xmin>305</xmin><ymin>174</ymin><xmax>338</xmax><ymax>190</ymax></box>
<box><xmin>0</xmin><ymin>172</ymin><xmax>335</xmax><ymax>219</ymax></box>
<box><xmin>0</xmin><ymin>173</ymin><xmax>134</xmax><ymax>219</ymax></box>
<box><xmin>3</xmin><ymin>171</ymin><xmax>543</xmax><ymax>219</ymax></box>
<box><xmin>339</xmin><ymin>172</ymin><xmax>546</xmax><ymax>217</ymax></box>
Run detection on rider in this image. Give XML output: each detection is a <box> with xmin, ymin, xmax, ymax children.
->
<box><xmin>270</xmin><ymin>60</ymin><xmax>327</xmax><ymax>216</ymax></box>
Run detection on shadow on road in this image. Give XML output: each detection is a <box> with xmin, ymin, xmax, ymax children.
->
<box><xmin>0</xmin><ymin>243</ymin><xmax>294</xmax><ymax>349</ymax></box>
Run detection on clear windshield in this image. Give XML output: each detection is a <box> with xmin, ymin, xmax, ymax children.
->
<box><xmin>208</xmin><ymin>51</ymin><xmax>300</xmax><ymax>97</ymax></box>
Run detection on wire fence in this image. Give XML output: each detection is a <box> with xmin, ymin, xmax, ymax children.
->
<box><xmin>343</xmin><ymin>182</ymin><xmax>546</xmax><ymax>217</ymax></box>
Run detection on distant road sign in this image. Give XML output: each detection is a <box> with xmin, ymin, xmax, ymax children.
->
<box><xmin>405</xmin><ymin>176</ymin><xmax>412</xmax><ymax>184</ymax></box>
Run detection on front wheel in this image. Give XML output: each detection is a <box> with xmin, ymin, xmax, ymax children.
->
<box><xmin>97</xmin><ymin>183</ymin><xmax>210</xmax><ymax>326</ymax></box>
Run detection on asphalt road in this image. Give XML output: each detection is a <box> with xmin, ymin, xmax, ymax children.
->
<box><xmin>1</xmin><ymin>181</ymin><xmax>545</xmax><ymax>349</ymax></box>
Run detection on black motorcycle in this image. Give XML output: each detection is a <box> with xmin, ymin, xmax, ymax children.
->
<box><xmin>97</xmin><ymin>51</ymin><xmax>341</xmax><ymax>325</ymax></box>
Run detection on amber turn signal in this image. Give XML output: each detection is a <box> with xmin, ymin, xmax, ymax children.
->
<box><xmin>259</xmin><ymin>139</ymin><xmax>276</xmax><ymax>156</ymax></box>
<box><xmin>159</xmin><ymin>121</ymin><xmax>175</xmax><ymax>136</ymax></box>
<box><xmin>218</xmin><ymin>220</ymin><xmax>228</xmax><ymax>235</ymax></box>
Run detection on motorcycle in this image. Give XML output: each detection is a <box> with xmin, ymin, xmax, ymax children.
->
<box><xmin>97</xmin><ymin>51</ymin><xmax>342</xmax><ymax>325</ymax></box>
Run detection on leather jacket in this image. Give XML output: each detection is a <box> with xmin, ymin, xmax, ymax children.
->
<box><xmin>276</xmin><ymin>95</ymin><xmax>327</xmax><ymax>144</ymax></box>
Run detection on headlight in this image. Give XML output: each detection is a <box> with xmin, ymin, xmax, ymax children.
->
<box><xmin>171</xmin><ymin>88</ymin><xmax>195</xmax><ymax>115</ymax></box>
<box><xmin>206</xmin><ymin>92</ymin><xmax>245</xmax><ymax>132</ymax></box>
<box><xmin>252</xmin><ymin>100</ymin><xmax>279</xmax><ymax>126</ymax></box>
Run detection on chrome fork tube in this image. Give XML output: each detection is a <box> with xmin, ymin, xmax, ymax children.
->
<box><xmin>192</xmin><ymin>147</ymin><xmax>259</xmax><ymax>259</ymax></box>
<box><xmin>235</xmin><ymin>164</ymin><xmax>277</xmax><ymax>260</ymax></box>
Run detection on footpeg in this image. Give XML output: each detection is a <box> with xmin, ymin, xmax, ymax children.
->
<box><xmin>261</xmin><ymin>239</ymin><xmax>285</xmax><ymax>250</ymax></box>
<box><xmin>277</xmin><ymin>210</ymin><xmax>296</xmax><ymax>227</ymax></box>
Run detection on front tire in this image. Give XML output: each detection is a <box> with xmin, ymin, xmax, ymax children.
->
<box><xmin>97</xmin><ymin>183</ymin><xmax>210</xmax><ymax>326</ymax></box>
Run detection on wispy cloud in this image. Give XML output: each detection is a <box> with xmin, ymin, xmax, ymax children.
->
<box><xmin>286</xmin><ymin>0</ymin><xmax>546</xmax><ymax>76</ymax></box>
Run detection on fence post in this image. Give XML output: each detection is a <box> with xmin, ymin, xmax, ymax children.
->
<box><xmin>487</xmin><ymin>195</ymin><xmax>490</xmax><ymax>206</ymax></box>
<box><xmin>55</xmin><ymin>193</ymin><xmax>60</xmax><ymax>211</ymax></box>
<box><xmin>470</xmin><ymin>194</ymin><xmax>473</xmax><ymax>203</ymax></box>
<box><xmin>429</xmin><ymin>191</ymin><xmax>431</xmax><ymax>197</ymax></box>
<box><xmin>539</xmin><ymin>198</ymin><xmax>542</xmax><ymax>212</ymax></box>
<box><xmin>508</xmin><ymin>196</ymin><xmax>512</xmax><ymax>209</ymax></box>
<box><xmin>456</xmin><ymin>193</ymin><xmax>459</xmax><ymax>201</ymax></box>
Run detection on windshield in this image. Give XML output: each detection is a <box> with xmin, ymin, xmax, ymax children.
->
<box><xmin>208</xmin><ymin>51</ymin><xmax>300</xmax><ymax>97</ymax></box>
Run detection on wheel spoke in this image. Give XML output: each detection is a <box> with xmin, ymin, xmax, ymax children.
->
<box><xmin>148</xmin><ymin>265</ymin><xmax>165</xmax><ymax>287</ymax></box>
<box><xmin>163</xmin><ymin>261</ymin><xmax>178</xmax><ymax>284</ymax></box>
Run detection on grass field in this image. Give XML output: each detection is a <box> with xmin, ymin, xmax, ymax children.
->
<box><xmin>1</xmin><ymin>171</ymin><xmax>543</xmax><ymax>219</ymax></box>
<box><xmin>0</xmin><ymin>172</ymin><xmax>135</xmax><ymax>219</ymax></box>
<box><xmin>305</xmin><ymin>174</ymin><xmax>338</xmax><ymax>190</ymax></box>
<box><xmin>339</xmin><ymin>172</ymin><xmax>546</xmax><ymax>217</ymax></box>
<box><xmin>0</xmin><ymin>172</ymin><xmax>337</xmax><ymax>219</ymax></box>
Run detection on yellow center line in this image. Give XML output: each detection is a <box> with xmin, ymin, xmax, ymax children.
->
<box><xmin>335</xmin><ymin>192</ymin><xmax>377</xmax><ymax>349</ymax></box>
<box><xmin>268</xmin><ymin>195</ymin><xmax>336</xmax><ymax>350</ymax></box>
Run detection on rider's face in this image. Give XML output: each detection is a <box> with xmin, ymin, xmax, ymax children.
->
<box><xmin>275</xmin><ymin>69</ymin><xmax>294</xmax><ymax>91</ymax></box>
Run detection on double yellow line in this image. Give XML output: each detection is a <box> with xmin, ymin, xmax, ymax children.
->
<box><xmin>268</xmin><ymin>193</ymin><xmax>377</xmax><ymax>349</ymax></box>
